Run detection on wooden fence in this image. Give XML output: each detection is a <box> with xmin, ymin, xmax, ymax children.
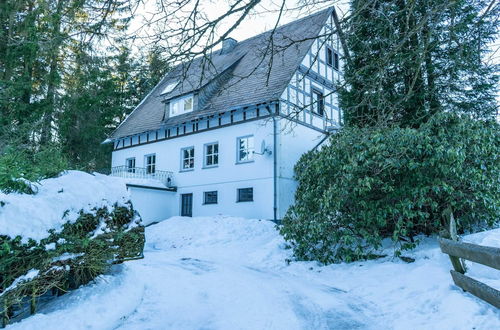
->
<box><xmin>439</xmin><ymin>238</ymin><xmax>500</xmax><ymax>309</ymax></box>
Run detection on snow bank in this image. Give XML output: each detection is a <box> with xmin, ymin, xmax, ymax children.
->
<box><xmin>0</xmin><ymin>171</ymin><xmax>131</xmax><ymax>241</ymax></box>
<box><xmin>6</xmin><ymin>216</ymin><xmax>500</xmax><ymax>330</ymax></box>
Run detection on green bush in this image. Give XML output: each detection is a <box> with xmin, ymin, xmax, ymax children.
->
<box><xmin>0</xmin><ymin>144</ymin><xmax>68</xmax><ymax>194</ymax></box>
<box><xmin>0</xmin><ymin>202</ymin><xmax>144</xmax><ymax>326</ymax></box>
<box><xmin>280</xmin><ymin>113</ymin><xmax>500</xmax><ymax>264</ymax></box>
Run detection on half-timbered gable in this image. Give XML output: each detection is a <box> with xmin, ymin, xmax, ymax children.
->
<box><xmin>280</xmin><ymin>12</ymin><xmax>342</xmax><ymax>131</ymax></box>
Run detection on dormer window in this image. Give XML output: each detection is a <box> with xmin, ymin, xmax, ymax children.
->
<box><xmin>170</xmin><ymin>94</ymin><xmax>194</xmax><ymax>117</ymax></box>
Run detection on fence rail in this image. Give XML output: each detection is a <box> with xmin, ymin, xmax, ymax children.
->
<box><xmin>109</xmin><ymin>166</ymin><xmax>174</xmax><ymax>187</ymax></box>
<box><xmin>439</xmin><ymin>238</ymin><xmax>500</xmax><ymax>309</ymax></box>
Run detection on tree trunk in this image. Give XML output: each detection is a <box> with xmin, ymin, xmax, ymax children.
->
<box><xmin>40</xmin><ymin>0</ymin><xmax>64</xmax><ymax>144</ymax></box>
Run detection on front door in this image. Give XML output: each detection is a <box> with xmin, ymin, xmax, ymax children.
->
<box><xmin>181</xmin><ymin>193</ymin><xmax>193</xmax><ymax>217</ymax></box>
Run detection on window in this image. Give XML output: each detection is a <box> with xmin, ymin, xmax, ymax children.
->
<box><xmin>326</xmin><ymin>47</ymin><xmax>333</xmax><ymax>67</ymax></box>
<box><xmin>237</xmin><ymin>188</ymin><xmax>253</xmax><ymax>202</ymax></box>
<box><xmin>237</xmin><ymin>135</ymin><xmax>254</xmax><ymax>163</ymax></box>
<box><xmin>126</xmin><ymin>158</ymin><xmax>136</xmax><ymax>173</ymax></box>
<box><xmin>161</xmin><ymin>81</ymin><xmax>178</xmax><ymax>95</ymax></box>
<box><xmin>204</xmin><ymin>142</ymin><xmax>219</xmax><ymax>167</ymax></box>
<box><xmin>326</xmin><ymin>47</ymin><xmax>340</xmax><ymax>71</ymax></box>
<box><xmin>145</xmin><ymin>154</ymin><xmax>156</xmax><ymax>174</ymax></box>
<box><xmin>181</xmin><ymin>147</ymin><xmax>195</xmax><ymax>170</ymax></box>
<box><xmin>169</xmin><ymin>94</ymin><xmax>194</xmax><ymax>117</ymax></box>
<box><xmin>312</xmin><ymin>89</ymin><xmax>325</xmax><ymax>116</ymax></box>
<box><xmin>203</xmin><ymin>191</ymin><xmax>218</xmax><ymax>205</ymax></box>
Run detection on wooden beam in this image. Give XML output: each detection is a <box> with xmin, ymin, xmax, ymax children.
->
<box><xmin>450</xmin><ymin>270</ymin><xmax>500</xmax><ymax>309</ymax></box>
<box><xmin>331</xmin><ymin>7</ymin><xmax>351</xmax><ymax>67</ymax></box>
<box><xmin>439</xmin><ymin>238</ymin><xmax>500</xmax><ymax>271</ymax></box>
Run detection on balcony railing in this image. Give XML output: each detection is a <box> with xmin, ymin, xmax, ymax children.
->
<box><xmin>110</xmin><ymin>166</ymin><xmax>174</xmax><ymax>187</ymax></box>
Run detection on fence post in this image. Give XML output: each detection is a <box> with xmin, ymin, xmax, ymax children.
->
<box><xmin>446</xmin><ymin>212</ymin><xmax>466</xmax><ymax>274</ymax></box>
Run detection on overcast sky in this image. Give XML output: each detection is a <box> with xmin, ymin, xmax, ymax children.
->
<box><xmin>127</xmin><ymin>0</ymin><xmax>497</xmax><ymax>73</ymax></box>
<box><xmin>129</xmin><ymin>0</ymin><xmax>349</xmax><ymax>50</ymax></box>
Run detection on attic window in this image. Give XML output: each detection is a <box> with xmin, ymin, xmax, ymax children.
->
<box><xmin>169</xmin><ymin>94</ymin><xmax>194</xmax><ymax>117</ymax></box>
<box><xmin>326</xmin><ymin>47</ymin><xmax>339</xmax><ymax>70</ymax></box>
<box><xmin>161</xmin><ymin>81</ymin><xmax>178</xmax><ymax>95</ymax></box>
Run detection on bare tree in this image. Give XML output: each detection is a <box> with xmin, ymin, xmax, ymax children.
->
<box><xmin>127</xmin><ymin>0</ymin><xmax>499</xmax><ymax>127</ymax></box>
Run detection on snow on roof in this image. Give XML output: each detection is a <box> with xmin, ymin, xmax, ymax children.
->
<box><xmin>160</xmin><ymin>81</ymin><xmax>179</xmax><ymax>95</ymax></box>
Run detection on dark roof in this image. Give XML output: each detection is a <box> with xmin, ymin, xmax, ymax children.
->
<box><xmin>110</xmin><ymin>8</ymin><xmax>333</xmax><ymax>140</ymax></box>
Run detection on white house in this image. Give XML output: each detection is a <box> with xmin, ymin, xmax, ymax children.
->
<box><xmin>106</xmin><ymin>8</ymin><xmax>343</xmax><ymax>223</ymax></box>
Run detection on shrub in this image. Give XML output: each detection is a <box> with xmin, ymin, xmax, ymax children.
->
<box><xmin>280</xmin><ymin>113</ymin><xmax>499</xmax><ymax>264</ymax></box>
<box><xmin>0</xmin><ymin>202</ymin><xmax>144</xmax><ymax>326</ymax></box>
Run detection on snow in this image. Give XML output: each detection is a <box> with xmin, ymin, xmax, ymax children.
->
<box><xmin>0</xmin><ymin>171</ymin><xmax>132</xmax><ymax>242</ymax></box>
<box><xmin>6</xmin><ymin>215</ymin><xmax>499</xmax><ymax>330</ymax></box>
<box><xmin>52</xmin><ymin>253</ymin><xmax>85</xmax><ymax>262</ymax></box>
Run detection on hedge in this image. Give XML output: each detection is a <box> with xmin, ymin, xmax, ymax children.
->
<box><xmin>280</xmin><ymin>113</ymin><xmax>499</xmax><ymax>264</ymax></box>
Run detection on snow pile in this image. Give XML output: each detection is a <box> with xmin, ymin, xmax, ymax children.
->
<box><xmin>0</xmin><ymin>171</ymin><xmax>131</xmax><ymax>241</ymax></box>
<box><xmin>6</xmin><ymin>216</ymin><xmax>500</xmax><ymax>330</ymax></box>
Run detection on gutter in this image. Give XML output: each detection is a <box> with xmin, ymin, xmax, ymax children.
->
<box><xmin>126</xmin><ymin>183</ymin><xmax>177</xmax><ymax>192</ymax></box>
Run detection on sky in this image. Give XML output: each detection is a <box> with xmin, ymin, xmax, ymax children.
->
<box><xmin>128</xmin><ymin>0</ymin><xmax>349</xmax><ymax>51</ymax></box>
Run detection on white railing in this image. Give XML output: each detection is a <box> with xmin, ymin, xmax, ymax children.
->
<box><xmin>110</xmin><ymin>166</ymin><xmax>174</xmax><ymax>187</ymax></box>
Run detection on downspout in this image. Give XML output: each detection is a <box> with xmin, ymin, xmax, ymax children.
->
<box><xmin>273</xmin><ymin>104</ymin><xmax>278</xmax><ymax>222</ymax></box>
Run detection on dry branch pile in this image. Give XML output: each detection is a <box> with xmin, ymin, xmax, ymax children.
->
<box><xmin>0</xmin><ymin>202</ymin><xmax>144</xmax><ymax>327</ymax></box>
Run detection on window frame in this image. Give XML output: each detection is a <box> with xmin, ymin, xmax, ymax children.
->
<box><xmin>145</xmin><ymin>154</ymin><xmax>156</xmax><ymax>174</ymax></box>
<box><xmin>311</xmin><ymin>88</ymin><xmax>325</xmax><ymax>117</ymax></box>
<box><xmin>326</xmin><ymin>46</ymin><xmax>340</xmax><ymax>71</ymax></box>
<box><xmin>237</xmin><ymin>187</ymin><xmax>254</xmax><ymax>203</ymax></box>
<box><xmin>203</xmin><ymin>142</ymin><xmax>219</xmax><ymax>168</ymax></box>
<box><xmin>180</xmin><ymin>146</ymin><xmax>195</xmax><ymax>171</ymax></box>
<box><xmin>169</xmin><ymin>94</ymin><xmax>194</xmax><ymax>118</ymax></box>
<box><xmin>203</xmin><ymin>191</ymin><xmax>218</xmax><ymax>205</ymax></box>
<box><xmin>326</xmin><ymin>46</ymin><xmax>334</xmax><ymax>68</ymax></box>
<box><xmin>126</xmin><ymin>157</ymin><xmax>136</xmax><ymax>173</ymax></box>
<box><xmin>236</xmin><ymin>135</ymin><xmax>255</xmax><ymax>164</ymax></box>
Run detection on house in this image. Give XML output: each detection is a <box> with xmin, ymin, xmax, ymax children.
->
<box><xmin>106</xmin><ymin>7</ymin><xmax>343</xmax><ymax>223</ymax></box>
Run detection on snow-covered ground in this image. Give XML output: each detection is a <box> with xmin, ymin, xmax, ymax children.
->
<box><xmin>7</xmin><ymin>215</ymin><xmax>499</xmax><ymax>330</ymax></box>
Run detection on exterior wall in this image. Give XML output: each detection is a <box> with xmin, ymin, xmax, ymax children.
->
<box><xmin>112</xmin><ymin>119</ymin><xmax>276</xmax><ymax>220</ymax></box>
<box><xmin>274</xmin><ymin>12</ymin><xmax>343</xmax><ymax>218</ymax></box>
<box><xmin>275</xmin><ymin>118</ymin><xmax>325</xmax><ymax>219</ymax></box>
<box><xmin>128</xmin><ymin>187</ymin><xmax>177</xmax><ymax>225</ymax></box>
<box><xmin>280</xmin><ymin>13</ymin><xmax>343</xmax><ymax>131</ymax></box>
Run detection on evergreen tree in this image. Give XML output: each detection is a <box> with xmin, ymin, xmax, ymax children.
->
<box><xmin>340</xmin><ymin>0</ymin><xmax>499</xmax><ymax>127</ymax></box>
<box><xmin>57</xmin><ymin>45</ymin><xmax>169</xmax><ymax>171</ymax></box>
<box><xmin>0</xmin><ymin>0</ymin><xmax>143</xmax><ymax>178</ymax></box>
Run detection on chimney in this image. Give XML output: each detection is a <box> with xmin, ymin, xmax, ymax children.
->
<box><xmin>221</xmin><ymin>38</ymin><xmax>237</xmax><ymax>54</ymax></box>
